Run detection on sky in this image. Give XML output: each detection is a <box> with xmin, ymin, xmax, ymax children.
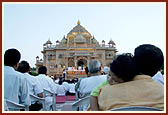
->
<box><xmin>3</xmin><ymin>2</ymin><xmax>166</xmax><ymax>67</ymax></box>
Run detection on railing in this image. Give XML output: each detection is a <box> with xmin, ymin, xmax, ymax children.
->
<box><xmin>44</xmin><ymin>44</ymin><xmax>116</xmax><ymax>50</ymax></box>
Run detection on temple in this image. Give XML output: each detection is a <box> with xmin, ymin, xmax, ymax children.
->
<box><xmin>36</xmin><ymin>21</ymin><xmax>117</xmax><ymax>76</ymax></box>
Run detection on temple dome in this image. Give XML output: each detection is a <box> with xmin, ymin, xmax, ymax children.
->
<box><xmin>108</xmin><ymin>40</ymin><xmax>115</xmax><ymax>45</ymax></box>
<box><xmin>60</xmin><ymin>36</ymin><xmax>67</xmax><ymax>44</ymax></box>
<box><xmin>46</xmin><ymin>39</ymin><xmax>52</xmax><ymax>44</ymax></box>
<box><xmin>67</xmin><ymin>21</ymin><xmax>91</xmax><ymax>37</ymax></box>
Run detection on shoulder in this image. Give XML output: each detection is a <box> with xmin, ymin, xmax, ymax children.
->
<box><xmin>47</xmin><ymin>76</ymin><xmax>54</xmax><ymax>81</ymax></box>
<box><xmin>80</xmin><ymin>77</ymin><xmax>89</xmax><ymax>83</ymax></box>
<box><xmin>14</xmin><ymin>71</ymin><xmax>27</xmax><ymax>80</ymax></box>
<box><xmin>90</xmin><ymin>75</ymin><xmax>107</xmax><ymax>80</ymax></box>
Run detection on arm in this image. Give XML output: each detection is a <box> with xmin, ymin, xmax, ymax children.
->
<box><xmin>20</xmin><ymin>77</ymin><xmax>31</xmax><ymax>106</ymax></box>
<box><xmin>34</xmin><ymin>78</ymin><xmax>43</xmax><ymax>98</ymax></box>
<box><xmin>75</xmin><ymin>79</ymin><xmax>82</xmax><ymax>92</ymax></box>
<box><xmin>90</xmin><ymin>96</ymin><xmax>100</xmax><ymax>111</ymax></box>
<box><xmin>90</xmin><ymin>81</ymin><xmax>108</xmax><ymax>111</ymax></box>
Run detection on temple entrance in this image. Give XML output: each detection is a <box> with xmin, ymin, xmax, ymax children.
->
<box><xmin>77</xmin><ymin>59</ymin><xmax>87</xmax><ymax>67</ymax></box>
<box><xmin>78</xmin><ymin>61</ymin><xmax>84</xmax><ymax>67</ymax></box>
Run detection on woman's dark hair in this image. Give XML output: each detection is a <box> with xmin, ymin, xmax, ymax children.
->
<box><xmin>134</xmin><ymin>44</ymin><xmax>164</xmax><ymax>76</ymax></box>
<box><xmin>38</xmin><ymin>66</ymin><xmax>47</xmax><ymax>74</ymax></box>
<box><xmin>17</xmin><ymin>60</ymin><xmax>30</xmax><ymax>73</ymax></box>
<box><xmin>4</xmin><ymin>48</ymin><xmax>21</xmax><ymax>67</ymax></box>
<box><xmin>110</xmin><ymin>53</ymin><xmax>136</xmax><ymax>82</ymax></box>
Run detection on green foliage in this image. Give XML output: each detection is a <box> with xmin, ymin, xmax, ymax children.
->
<box><xmin>30</xmin><ymin>67</ymin><xmax>36</xmax><ymax>72</ymax></box>
<box><xmin>29</xmin><ymin>67</ymin><xmax>38</xmax><ymax>76</ymax></box>
<box><xmin>30</xmin><ymin>71</ymin><xmax>38</xmax><ymax>76</ymax></box>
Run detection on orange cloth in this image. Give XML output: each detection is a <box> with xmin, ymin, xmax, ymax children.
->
<box><xmin>98</xmin><ymin>75</ymin><xmax>164</xmax><ymax>110</ymax></box>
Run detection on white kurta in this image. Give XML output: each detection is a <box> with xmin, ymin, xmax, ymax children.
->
<box><xmin>36</xmin><ymin>74</ymin><xmax>57</xmax><ymax>110</ymax></box>
<box><xmin>79</xmin><ymin>75</ymin><xmax>107</xmax><ymax>95</ymax></box>
<box><xmin>68</xmin><ymin>84</ymin><xmax>76</xmax><ymax>93</ymax></box>
<box><xmin>23</xmin><ymin>73</ymin><xmax>43</xmax><ymax>96</ymax></box>
<box><xmin>56</xmin><ymin>85</ymin><xmax>67</xmax><ymax>96</ymax></box>
<box><xmin>4</xmin><ymin>66</ymin><xmax>31</xmax><ymax>106</ymax></box>
<box><xmin>62</xmin><ymin>82</ymin><xmax>70</xmax><ymax>91</ymax></box>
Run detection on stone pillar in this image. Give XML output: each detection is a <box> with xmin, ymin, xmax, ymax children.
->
<box><xmin>74</xmin><ymin>56</ymin><xmax>77</xmax><ymax>67</ymax></box>
<box><xmin>65</xmin><ymin>58</ymin><xmax>68</xmax><ymax>68</ymax></box>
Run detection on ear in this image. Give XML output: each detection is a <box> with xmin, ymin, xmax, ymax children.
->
<box><xmin>13</xmin><ymin>63</ymin><xmax>19</xmax><ymax>70</ymax></box>
<box><xmin>29</xmin><ymin>67</ymin><xmax>31</xmax><ymax>72</ymax></box>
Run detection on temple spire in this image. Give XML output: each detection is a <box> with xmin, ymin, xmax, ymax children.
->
<box><xmin>77</xmin><ymin>20</ymin><xmax>80</xmax><ymax>25</ymax></box>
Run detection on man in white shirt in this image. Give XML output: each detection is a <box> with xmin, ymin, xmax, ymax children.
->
<box><xmin>4</xmin><ymin>49</ymin><xmax>30</xmax><ymax>109</ymax></box>
<box><xmin>77</xmin><ymin>60</ymin><xmax>107</xmax><ymax>97</ymax></box>
<box><xmin>17</xmin><ymin>60</ymin><xmax>43</xmax><ymax>111</ymax></box>
<box><xmin>56</xmin><ymin>78</ymin><xmax>67</xmax><ymax>96</ymax></box>
<box><xmin>36</xmin><ymin>66</ymin><xmax>57</xmax><ymax>111</ymax></box>
<box><xmin>153</xmin><ymin>71</ymin><xmax>164</xmax><ymax>86</ymax></box>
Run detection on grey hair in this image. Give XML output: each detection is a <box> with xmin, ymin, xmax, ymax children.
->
<box><xmin>104</xmin><ymin>66</ymin><xmax>110</xmax><ymax>75</ymax></box>
<box><xmin>88</xmin><ymin>59</ymin><xmax>101</xmax><ymax>74</ymax></box>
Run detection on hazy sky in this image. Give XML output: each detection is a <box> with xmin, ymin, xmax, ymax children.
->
<box><xmin>3</xmin><ymin>2</ymin><xmax>166</xmax><ymax>67</ymax></box>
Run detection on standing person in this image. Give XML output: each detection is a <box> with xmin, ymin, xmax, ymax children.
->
<box><xmin>98</xmin><ymin>44</ymin><xmax>164</xmax><ymax>110</ymax></box>
<box><xmin>85</xmin><ymin>66</ymin><xmax>89</xmax><ymax>77</ymax></box>
<box><xmin>17</xmin><ymin>60</ymin><xmax>43</xmax><ymax>111</ymax></box>
<box><xmin>4</xmin><ymin>48</ymin><xmax>30</xmax><ymax>109</ymax></box>
<box><xmin>36</xmin><ymin>66</ymin><xmax>57</xmax><ymax>111</ymax></box>
<box><xmin>62</xmin><ymin>68</ymin><xmax>66</xmax><ymax>80</ymax></box>
<box><xmin>100</xmin><ymin>64</ymin><xmax>104</xmax><ymax>75</ymax></box>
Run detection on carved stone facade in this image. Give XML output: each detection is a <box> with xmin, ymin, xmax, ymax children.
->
<box><xmin>36</xmin><ymin>21</ymin><xmax>117</xmax><ymax>76</ymax></box>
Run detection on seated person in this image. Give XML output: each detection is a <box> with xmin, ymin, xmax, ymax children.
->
<box><xmin>66</xmin><ymin>83</ymin><xmax>76</xmax><ymax>96</ymax></box>
<box><xmin>17</xmin><ymin>60</ymin><xmax>43</xmax><ymax>111</ymax></box>
<box><xmin>63</xmin><ymin>79</ymin><xmax>76</xmax><ymax>96</ymax></box>
<box><xmin>4</xmin><ymin>49</ymin><xmax>30</xmax><ymax>109</ymax></box>
<box><xmin>90</xmin><ymin>53</ymin><xmax>135</xmax><ymax>110</ymax></box>
<box><xmin>76</xmin><ymin>59</ymin><xmax>107</xmax><ymax>98</ymax></box>
<box><xmin>56</xmin><ymin>78</ymin><xmax>67</xmax><ymax>96</ymax></box>
<box><xmin>36</xmin><ymin>66</ymin><xmax>57</xmax><ymax>111</ymax></box>
<box><xmin>98</xmin><ymin>44</ymin><xmax>164</xmax><ymax>111</ymax></box>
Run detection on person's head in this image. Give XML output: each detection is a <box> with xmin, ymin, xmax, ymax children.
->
<box><xmin>88</xmin><ymin>59</ymin><xmax>101</xmax><ymax>74</ymax></box>
<box><xmin>4</xmin><ymin>48</ymin><xmax>21</xmax><ymax>69</ymax></box>
<box><xmin>108</xmin><ymin>53</ymin><xmax>136</xmax><ymax>84</ymax></box>
<box><xmin>58</xmin><ymin>77</ymin><xmax>63</xmax><ymax>85</ymax></box>
<box><xmin>134</xmin><ymin>44</ymin><xmax>164</xmax><ymax>77</ymax></box>
<box><xmin>17</xmin><ymin>60</ymin><xmax>30</xmax><ymax>73</ymax></box>
<box><xmin>103</xmin><ymin>66</ymin><xmax>110</xmax><ymax>75</ymax></box>
<box><xmin>38</xmin><ymin>66</ymin><xmax>47</xmax><ymax>75</ymax></box>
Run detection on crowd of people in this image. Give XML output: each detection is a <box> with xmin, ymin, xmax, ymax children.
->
<box><xmin>4</xmin><ymin>44</ymin><xmax>165</xmax><ymax>111</ymax></box>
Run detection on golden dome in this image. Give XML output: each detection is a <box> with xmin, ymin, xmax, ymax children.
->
<box><xmin>67</xmin><ymin>22</ymin><xmax>91</xmax><ymax>36</ymax></box>
<box><xmin>77</xmin><ymin>20</ymin><xmax>80</xmax><ymax>25</ymax></box>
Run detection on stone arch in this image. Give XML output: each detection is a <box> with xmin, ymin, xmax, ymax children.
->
<box><xmin>77</xmin><ymin>59</ymin><xmax>87</xmax><ymax>67</ymax></box>
<box><xmin>76</xmin><ymin>56</ymin><xmax>88</xmax><ymax>67</ymax></box>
